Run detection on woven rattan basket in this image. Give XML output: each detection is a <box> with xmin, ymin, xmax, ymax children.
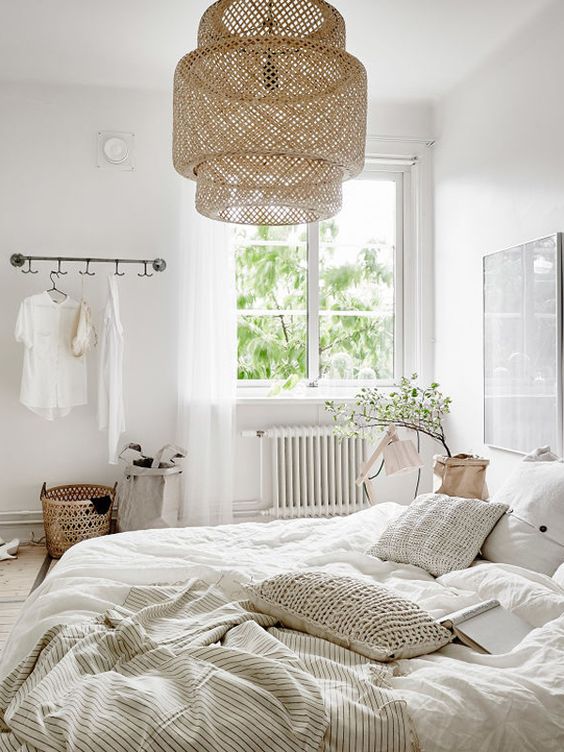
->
<box><xmin>41</xmin><ymin>482</ymin><xmax>116</xmax><ymax>558</ymax></box>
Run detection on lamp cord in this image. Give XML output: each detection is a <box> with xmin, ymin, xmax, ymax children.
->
<box><xmin>368</xmin><ymin>458</ymin><xmax>385</xmax><ymax>480</ymax></box>
<box><xmin>413</xmin><ymin>431</ymin><xmax>422</xmax><ymax>499</ymax></box>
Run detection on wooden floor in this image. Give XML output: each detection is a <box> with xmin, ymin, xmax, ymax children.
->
<box><xmin>0</xmin><ymin>544</ymin><xmax>50</xmax><ymax>657</ymax></box>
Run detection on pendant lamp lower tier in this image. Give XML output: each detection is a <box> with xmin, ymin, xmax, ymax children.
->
<box><xmin>173</xmin><ymin>0</ymin><xmax>367</xmax><ymax>225</ymax></box>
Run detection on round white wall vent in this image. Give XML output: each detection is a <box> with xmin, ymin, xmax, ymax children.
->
<box><xmin>97</xmin><ymin>131</ymin><xmax>134</xmax><ymax>170</ymax></box>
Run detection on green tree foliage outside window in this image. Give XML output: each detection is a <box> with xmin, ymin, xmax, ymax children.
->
<box><xmin>236</xmin><ymin>224</ymin><xmax>308</xmax><ymax>382</ymax></box>
<box><xmin>235</xmin><ymin>215</ymin><xmax>396</xmax><ymax>384</ymax></box>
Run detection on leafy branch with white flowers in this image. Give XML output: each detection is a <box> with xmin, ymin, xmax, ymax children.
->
<box><xmin>326</xmin><ymin>373</ymin><xmax>453</xmax><ymax>456</ymax></box>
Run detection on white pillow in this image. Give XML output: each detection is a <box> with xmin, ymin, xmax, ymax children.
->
<box><xmin>482</xmin><ymin>462</ymin><xmax>564</xmax><ymax>576</ymax></box>
<box><xmin>553</xmin><ymin>562</ymin><xmax>564</xmax><ymax>588</ymax></box>
<box><xmin>366</xmin><ymin>493</ymin><xmax>508</xmax><ymax>577</ymax></box>
<box><xmin>246</xmin><ymin>571</ymin><xmax>452</xmax><ymax>662</ymax></box>
<box><xmin>523</xmin><ymin>445</ymin><xmax>560</xmax><ymax>462</ymax></box>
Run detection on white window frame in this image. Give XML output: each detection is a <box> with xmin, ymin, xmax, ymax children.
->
<box><xmin>236</xmin><ymin>156</ymin><xmax>420</xmax><ymax>397</ymax></box>
<box><xmin>307</xmin><ymin>167</ymin><xmax>404</xmax><ymax>388</ymax></box>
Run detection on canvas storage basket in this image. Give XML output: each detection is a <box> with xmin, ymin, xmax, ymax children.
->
<box><xmin>117</xmin><ymin>444</ymin><xmax>186</xmax><ymax>532</ymax></box>
<box><xmin>433</xmin><ymin>453</ymin><xmax>490</xmax><ymax>500</ymax></box>
<box><xmin>41</xmin><ymin>482</ymin><xmax>116</xmax><ymax>559</ymax></box>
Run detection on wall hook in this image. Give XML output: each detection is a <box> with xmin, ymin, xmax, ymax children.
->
<box><xmin>22</xmin><ymin>258</ymin><xmax>38</xmax><ymax>274</ymax></box>
<box><xmin>79</xmin><ymin>259</ymin><xmax>96</xmax><ymax>276</ymax></box>
<box><xmin>138</xmin><ymin>261</ymin><xmax>153</xmax><ymax>278</ymax></box>
<box><xmin>56</xmin><ymin>258</ymin><xmax>67</xmax><ymax>276</ymax></box>
<box><xmin>114</xmin><ymin>260</ymin><xmax>125</xmax><ymax>277</ymax></box>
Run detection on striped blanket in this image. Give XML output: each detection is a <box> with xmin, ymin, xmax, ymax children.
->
<box><xmin>0</xmin><ymin>579</ymin><xmax>419</xmax><ymax>752</ymax></box>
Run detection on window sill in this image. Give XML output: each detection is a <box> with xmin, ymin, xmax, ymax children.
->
<box><xmin>236</xmin><ymin>385</ymin><xmax>371</xmax><ymax>405</ymax></box>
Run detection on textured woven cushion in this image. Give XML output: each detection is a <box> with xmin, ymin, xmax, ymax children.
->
<box><xmin>245</xmin><ymin>571</ymin><xmax>451</xmax><ymax>662</ymax></box>
<box><xmin>367</xmin><ymin>493</ymin><xmax>508</xmax><ymax>577</ymax></box>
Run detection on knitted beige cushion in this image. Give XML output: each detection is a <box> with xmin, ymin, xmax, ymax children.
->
<box><xmin>246</xmin><ymin>571</ymin><xmax>451</xmax><ymax>661</ymax></box>
<box><xmin>367</xmin><ymin>493</ymin><xmax>508</xmax><ymax>577</ymax></box>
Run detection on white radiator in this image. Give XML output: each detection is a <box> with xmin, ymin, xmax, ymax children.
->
<box><xmin>244</xmin><ymin>426</ymin><xmax>370</xmax><ymax>519</ymax></box>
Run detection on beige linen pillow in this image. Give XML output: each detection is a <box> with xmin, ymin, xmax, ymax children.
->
<box><xmin>367</xmin><ymin>493</ymin><xmax>508</xmax><ymax>577</ymax></box>
<box><xmin>245</xmin><ymin>571</ymin><xmax>451</xmax><ymax>662</ymax></box>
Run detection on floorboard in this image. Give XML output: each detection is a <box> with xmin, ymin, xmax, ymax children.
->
<box><xmin>0</xmin><ymin>544</ymin><xmax>49</xmax><ymax>658</ymax></box>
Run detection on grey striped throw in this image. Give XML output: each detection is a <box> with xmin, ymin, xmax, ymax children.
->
<box><xmin>0</xmin><ymin>578</ymin><xmax>421</xmax><ymax>752</ymax></box>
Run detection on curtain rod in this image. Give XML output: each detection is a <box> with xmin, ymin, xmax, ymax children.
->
<box><xmin>10</xmin><ymin>253</ymin><xmax>167</xmax><ymax>276</ymax></box>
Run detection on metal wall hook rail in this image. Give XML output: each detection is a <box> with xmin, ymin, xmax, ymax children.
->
<box><xmin>137</xmin><ymin>261</ymin><xmax>153</xmax><ymax>278</ymax></box>
<box><xmin>21</xmin><ymin>258</ymin><xmax>39</xmax><ymax>274</ymax></box>
<box><xmin>79</xmin><ymin>259</ymin><xmax>96</xmax><ymax>277</ymax></box>
<box><xmin>56</xmin><ymin>258</ymin><xmax>67</xmax><ymax>276</ymax></box>
<box><xmin>10</xmin><ymin>253</ymin><xmax>167</xmax><ymax>275</ymax></box>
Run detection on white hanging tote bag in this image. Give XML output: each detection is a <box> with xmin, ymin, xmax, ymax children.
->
<box><xmin>117</xmin><ymin>443</ymin><xmax>187</xmax><ymax>531</ymax></box>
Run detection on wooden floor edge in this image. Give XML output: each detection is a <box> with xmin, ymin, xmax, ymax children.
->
<box><xmin>30</xmin><ymin>554</ymin><xmax>52</xmax><ymax>593</ymax></box>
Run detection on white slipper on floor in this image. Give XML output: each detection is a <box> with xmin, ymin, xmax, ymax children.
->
<box><xmin>0</xmin><ymin>538</ymin><xmax>19</xmax><ymax>561</ymax></box>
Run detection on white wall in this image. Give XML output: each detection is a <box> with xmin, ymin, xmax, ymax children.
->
<box><xmin>367</xmin><ymin>100</ymin><xmax>434</xmax><ymax>140</ymax></box>
<box><xmin>0</xmin><ymin>82</ymin><xmax>180</xmax><ymax>533</ymax></box>
<box><xmin>433</xmin><ymin>0</ymin><xmax>564</xmax><ymax>491</ymax></box>
<box><xmin>0</xmin><ymin>80</ymin><xmax>434</xmax><ymax>539</ymax></box>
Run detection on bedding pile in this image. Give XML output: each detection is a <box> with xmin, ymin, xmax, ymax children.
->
<box><xmin>0</xmin><ymin>578</ymin><xmax>417</xmax><ymax>752</ymax></box>
<box><xmin>1</xmin><ymin>502</ymin><xmax>564</xmax><ymax>751</ymax></box>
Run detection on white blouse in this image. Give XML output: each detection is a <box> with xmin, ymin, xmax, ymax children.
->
<box><xmin>15</xmin><ymin>292</ymin><xmax>87</xmax><ymax>420</ymax></box>
<box><xmin>97</xmin><ymin>276</ymin><xmax>125</xmax><ymax>464</ymax></box>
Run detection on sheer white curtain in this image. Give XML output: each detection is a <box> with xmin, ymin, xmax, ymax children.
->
<box><xmin>177</xmin><ymin>182</ymin><xmax>236</xmax><ymax>526</ymax></box>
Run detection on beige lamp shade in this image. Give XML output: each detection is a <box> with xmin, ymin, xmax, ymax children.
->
<box><xmin>173</xmin><ymin>0</ymin><xmax>367</xmax><ymax>225</ymax></box>
<box><xmin>356</xmin><ymin>425</ymin><xmax>424</xmax><ymax>487</ymax></box>
<box><xmin>383</xmin><ymin>438</ymin><xmax>424</xmax><ymax>477</ymax></box>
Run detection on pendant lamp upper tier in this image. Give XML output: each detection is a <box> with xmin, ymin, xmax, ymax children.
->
<box><xmin>173</xmin><ymin>0</ymin><xmax>367</xmax><ymax>225</ymax></box>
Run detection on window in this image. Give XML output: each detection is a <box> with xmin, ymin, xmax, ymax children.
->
<box><xmin>235</xmin><ymin>167</ymin><xmax>404</xmax><ymax>388</ymax></box>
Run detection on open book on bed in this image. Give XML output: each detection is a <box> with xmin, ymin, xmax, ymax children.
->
<box><xmin>439</xmin><ymin>599</ymin><xmax>532</xmax><ymax>654</ymax></box>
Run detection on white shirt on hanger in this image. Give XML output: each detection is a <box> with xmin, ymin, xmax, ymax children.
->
<box><xmin>15</xmin><ymin>292</ymin><xmax>87</xmax><ymax>420</ymax></box>
<box><xmin>97</xmin><ymin>275</ymin><xmax>125</xmax><ymax>464</ymax></box>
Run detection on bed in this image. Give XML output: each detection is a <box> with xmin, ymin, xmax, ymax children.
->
<box><xmin>1</xmin><ymin>501</ymin><xmax>564</xmax><ymax>751</ymax></box>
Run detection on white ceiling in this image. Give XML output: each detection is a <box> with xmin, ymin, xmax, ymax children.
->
<box><xmin>0</xmin><ymin>0</ymin><xmax>553</xmax><ymax>100</ymax></box>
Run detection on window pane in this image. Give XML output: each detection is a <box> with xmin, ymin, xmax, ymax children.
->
<box><xmin>319</xmin><ymin>314</ymin><xmax>394</xmax><ymax>380</ymax></box>
<box><xmin>235</xmin><ymin>224</ymin><xmax>307</xmax><ymax>311</ymax></box>
<box><xmin>237</xmin><ymin>314</ymin><xmax>306</xmax><ymax>381</ymax></box>
<box><xmin>319</xmin><ymin>179</ymin><xmax>396</xmax><ymax>380</ymax></box>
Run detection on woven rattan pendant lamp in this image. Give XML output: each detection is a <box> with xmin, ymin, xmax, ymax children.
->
<box><xmin>173</xmin><ymin>0</ymin><xmax>367</xmax><ymax>225</ymax></box>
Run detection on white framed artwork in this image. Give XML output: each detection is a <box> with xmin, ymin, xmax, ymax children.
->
<box><xmin>483</xmin><ymin>233</ymin><xmax>562</xmax><ymax>455</ymax></box>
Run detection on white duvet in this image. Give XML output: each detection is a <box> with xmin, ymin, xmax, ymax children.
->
<box><xmin>2</xmin><ymin>502</ymin><xmax>564</xmax><ymax>751</ymax></box>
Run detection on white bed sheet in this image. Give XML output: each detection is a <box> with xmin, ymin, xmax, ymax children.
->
<box><xmin>2</xmin><ymin>502</ymin><xmax>564</xmax><ymax>751</ymax></box>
